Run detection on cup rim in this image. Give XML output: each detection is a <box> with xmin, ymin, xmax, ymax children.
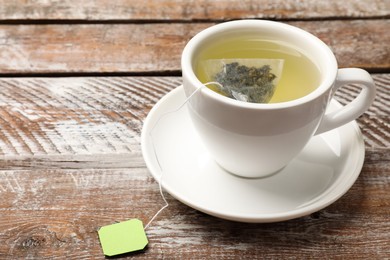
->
<box><xmin>181</xmin><ymin>19</ymin><xmax>338</xmax><ymax>109</ymax></box>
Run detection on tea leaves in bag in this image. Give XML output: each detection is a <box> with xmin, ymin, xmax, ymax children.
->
<box><xmin>201</xmin><ymin>59</ymin><xmax>284</xmax><ymax>103</ymax></box>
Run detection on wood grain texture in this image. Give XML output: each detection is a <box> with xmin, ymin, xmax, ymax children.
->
<box><xmin>0</xmin><ymin>149</ymin><xmax>388</xmax><ymax>259</ymax></box>
<box><xmin>0</xmin><ymin>77</ymin><xmax>181</xmax><ymax>167</ymax></box>
<box><xmin>0</xmin><ymin>75</ymin><xmax>388</xmax><ymax>169</ymax></box>
<box><xmin>0</xmin><ymin>20</ymin><xmax>389</xmax><ymax>74</ymax></box>
<box><xmin>0</xmin><ymin>0</ymin><xmax>388</xmax><ymax>21</ymax></box>
<box><xmin>0</xmin><ymin>1</ymin><xmax>389</xmax><ymax>259</ymax></box>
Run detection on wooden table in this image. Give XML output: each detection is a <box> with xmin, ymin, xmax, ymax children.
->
<box><xmin>0</xmin><ymin>1</ymin><xmax>389</xmax><ymax>259</ymax></box>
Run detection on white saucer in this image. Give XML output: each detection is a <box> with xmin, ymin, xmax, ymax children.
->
<box><xmin>141</xmin><ymin>86</ymin><xmax>365</xmax><ymax>223</ymax></box>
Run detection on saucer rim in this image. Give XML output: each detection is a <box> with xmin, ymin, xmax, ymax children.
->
<box><xmin>141</xmin><ymin>86</ymin><xmax>365</xmax><ymax>223</ymax></box>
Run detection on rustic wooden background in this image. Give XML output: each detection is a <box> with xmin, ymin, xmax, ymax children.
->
<box><xmin>0</xmin><ymin>1</ymin><xmax>389</xmax><ymax>259</ymax></box>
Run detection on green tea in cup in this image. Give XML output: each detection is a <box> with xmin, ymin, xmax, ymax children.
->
<box><xmin>195</xmin><ymin>35</ymin><xmax>321</xmax><ymax>103</ymax></box>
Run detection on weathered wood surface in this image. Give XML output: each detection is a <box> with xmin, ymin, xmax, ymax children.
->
<box><xmin>0</xmin><ymin>77</ymin><xmax>181</xmax><ymax>168</ymax></box>
<box><xmin>0</xmin><ymin>158</ymin><xmax>388</xmax><ymax>259</ymax></box>
<box><xmin>0</xmin><ymin>0</ymin><xmax>388</xmax><ymax>21</ymax></box>
<box><xmin>0</xmin><ymin>20</ymin><xmax>389</xmax><ymax>74</ymax></box>
<box><xmin>0</xmin><ymin>0</ymin><xmax>389</xmax><ymax>259</ymax></box>
<box><xmin>0</xmin><ymin>76</ymin><xmax>389</xmax><ymax>259</ymax></box>
<box><xmin>0</xmin><ymin>76</ymin><xmax>388</xmax><ymax>162</ymax></box>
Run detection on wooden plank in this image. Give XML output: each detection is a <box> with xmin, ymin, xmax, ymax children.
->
<box><xmin>0</xmin><ymin>148</ymin><xmax>388</xmax><ymax>259</ymax></box>
<box><xmin>0</xmin><ymin>0</ymin><xmax>388</xmax><ymax>21</ymax></box>
<box><xmin>0</xmin><ymin>77</ymin><xmax>180</xmax><ymax>166</ymax></box>
<box><xmin>0</xmin><ymin>75</ymin><xmax>388</xmax><ymax>169</ymax></box>
<box><xmin>0</xmin><ymin>20</ymin><xmax>389</xmax><ymax>74</ymax></box>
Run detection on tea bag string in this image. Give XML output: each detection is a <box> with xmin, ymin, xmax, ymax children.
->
<box><xmin>144</xmin><ymin>82</ymin><xmax>223</xmax><ymax>230</ymax></box>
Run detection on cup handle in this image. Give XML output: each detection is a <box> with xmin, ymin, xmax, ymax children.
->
<box><xmin>315</xmin><ymin>68</ymin><xmax>376</xmax><ymax>135</ymax></box>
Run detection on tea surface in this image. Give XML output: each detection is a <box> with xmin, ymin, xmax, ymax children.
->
<box><xmin>195</xmin><ymin>38</ymin><xmax>321</xmax><ymax>103</ymax></box>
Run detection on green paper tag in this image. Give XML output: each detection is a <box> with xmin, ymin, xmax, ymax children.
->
<box><xmin>98</xmin><ymin>219</ymin><xmax>148</xmax><ymax>256</ymax></box>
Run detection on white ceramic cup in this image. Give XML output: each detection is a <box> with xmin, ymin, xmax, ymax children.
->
<box><xmin>181</xmin><ymin>20</ymin><xmax>375</xmax><ymax>178</ymax></box>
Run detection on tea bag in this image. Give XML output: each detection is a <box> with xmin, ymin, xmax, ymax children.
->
<box><xmin>201</xmin><ymin>59</ymin><xmax>284</xmax><ymax>103</ymax></box>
